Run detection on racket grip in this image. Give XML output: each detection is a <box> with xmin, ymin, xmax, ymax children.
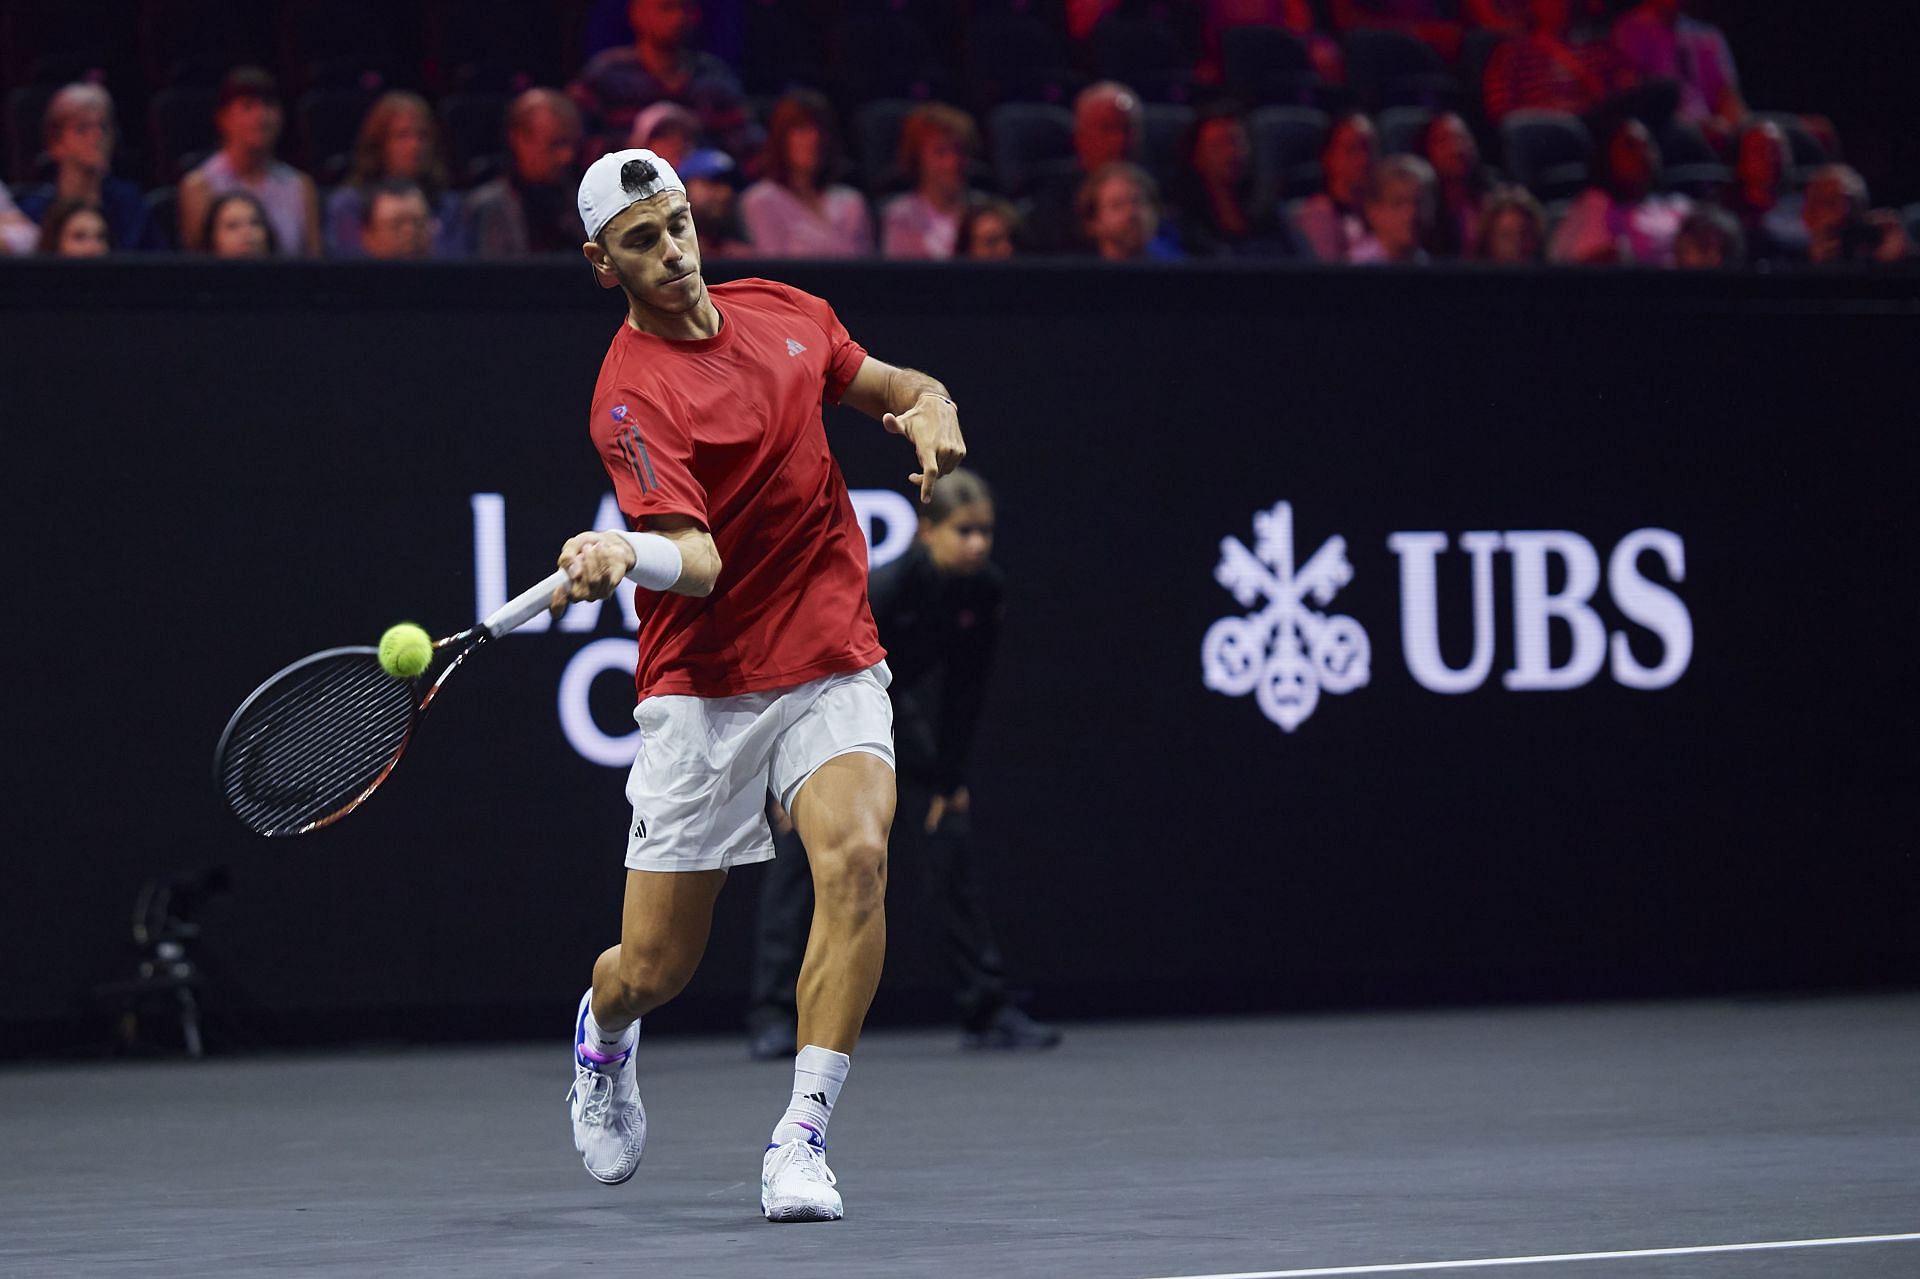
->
<box><xmin>485</xmin><ymin>569</ymin><xmax>571</xmax><ymax>637</ymax></box>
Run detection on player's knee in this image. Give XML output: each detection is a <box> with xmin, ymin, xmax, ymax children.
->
<box><xmin>609</xmin><ymin>942</ymin><xmax>700</xmax><ymax>1013</ymax></box>
<box><xmin>811</xmin><ymin>834</ymin><xmax>888</xmax><ymax>916</ymax></box>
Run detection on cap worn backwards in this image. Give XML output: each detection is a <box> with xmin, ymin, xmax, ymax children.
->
<box><xmin>578</xmin><ymin>148</ymin><xmax>687</xmax><ymax>241</ymax></box>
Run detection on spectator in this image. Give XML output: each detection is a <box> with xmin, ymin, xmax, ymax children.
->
<box><xmin>627</xmin><ymin>101</ymin><xmax>699</xmax><ymax>169</ymax></box>
<box><xmin>1722</xmin><ymin>121</ymin><xmax>1806</xmax><ymax>262</ymax></box>
<box><xmin>1024</xmin><ymin>81</ymin><xmax>1145</xmax><ymax>253</ymax></box>
<box><xmin>1672</xmin><ymin>205</ymin><xmax>1743</xmax><ymax>268</ymax></box>
<box><xmin>958</xmin><ymin>197</ymin><xmax>1021</xmax><ymax>259</ymax></box>
<box><xmin>682</xmin><ymin>147</ymin><xmax>750</xmax><ymax>258</ymax></box>
<box><xmin>325</xmin><ymin>92</ymin><xmax>463</xmax><ymax>259</ymax></box>
<box><xmin>738</xmin><ymin>91</ymin><xmax>872</xmax><ymax>258</ymax></box>
<box><xmin>178</xmin><ymin>68</ymin><xmax>321</xmax><ymax>256</ymax></box>
<box><xmin>1417</xmin><ymin>112</ymin><xmax>1495</xmax><ymax>258</ymax></box>
<box><xmin>880</xmin><ymin>103</ymin><xmax>982</xmax><ymax>260</ymax></box>
<box><xmin>1077</xmin><ymin>161</ymin><xmax>1181</xmax><ymax>262</ymax></box>
<box><xmin>36</xmin><ymin>197</ymin><xmax>110</xmax><ymax>257</ymax></box>
<box><xmin>461</xmin><ymin>89</ymin><xmax>588</xmax><ymax>257</ymax></box>
<box><xmin>1549</xmin><ymin>117</ymin><xmax>1690</xmax><ymax>264</ymax></box>
<box><xmin>14</xmin><ymin>84</ymin><xmax>148</xmax><ymax>251</ymax></box>
<box><xmin>1482</xmin><ymin>0</ymin><xmax>1614</xmax><ymax>124</ymax></box>
<box><xmin>1291</xmin><ymin>112</ymin><xmax>1377</xmax><ymax>261</ymax></box>
<box><xmin>0</xmin><ymin>184</ymin><xmax>41</xmax><ymax>255</ymax></box>
<box><xmin>1352</xmin><ymin>155</ymin><xmax>1436</xmax><ymax>264</ymax></box>
<box><xmin>359</xmin><ymin>179</ymin><xmax>437</xmax><ymax>260</ymax></box>
<box><xmin>1169</xmin><ymin>102</ymin><xmax>1284</xmax><ymax>258</ymax></box>
<box><xmin>1611</xmin><ymin>0</ymin><xmax>1743</xmax><ymax>137</ymax></box>
<box><xmin>1332</xmin><ymin>0</ymin><xmax>1463</xmax><ymax>61</ymax></box>
<box><xmin>1475</xmin><ymin>184</ymin><xmax>1547</xmax><ymax>261</ymax></box>
<box><xmin>201</xmin><ymin>191</ymin><xmax>277</xmax><ymax>258</ymax></box>
<box><xmin>1802</xmin><ymin>165</ymin><xmax>1911</xmax><ymax>266</ymax></box>
<box><xmin>570</xmin><ymin>0</ymin><xmax>754</xmax><ymax>156</ymax></box>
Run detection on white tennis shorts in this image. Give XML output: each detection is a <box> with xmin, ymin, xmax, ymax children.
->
<box><xmin>623</xmin><ymin>661</ymin><xmax>894</xmax><ymax>872</ymax></box>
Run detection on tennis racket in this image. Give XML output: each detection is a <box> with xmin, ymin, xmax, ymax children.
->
<box><xmin>214</xmin><ymin>568</ymin><xmax>571</xmax><ymax>837</ymax></box>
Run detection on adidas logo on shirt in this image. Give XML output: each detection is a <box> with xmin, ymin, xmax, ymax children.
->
<box><xmin>785</xmin><ymin>338</ymin><xmax>807</xmax><ymax>357</ymax></box>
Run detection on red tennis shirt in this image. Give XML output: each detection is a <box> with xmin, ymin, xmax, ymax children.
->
<box><xmin>589</xmin><ymin>278</ymin><xmax>885</xmax><ymax>700</ymax></box>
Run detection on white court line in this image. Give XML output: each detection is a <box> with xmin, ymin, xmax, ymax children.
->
<box><xmin>1144</xmin><ymin>1231</ymin><xmax>1920</xmax><ymax>1279</ymax></box>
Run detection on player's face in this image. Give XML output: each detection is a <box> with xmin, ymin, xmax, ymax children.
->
<box><xmin>590</xmin><ymin>193</ymin><xmax>705</xmax><ymax>315</ymax></box>
<box><xmin>922</xmin><ymin>501</ymin><xmax>995</xmax><ymax>577</ymax></box>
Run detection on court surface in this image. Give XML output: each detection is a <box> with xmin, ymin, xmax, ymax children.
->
<box><xmin>3</xmin><ymin>994</ymin><xmax>1915</xmax><ymax>1278</ymax></box>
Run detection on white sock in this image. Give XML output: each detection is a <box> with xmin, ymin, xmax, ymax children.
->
<box><xmin>770</xmin><ymin>1044</ymin><xmax>849</xmax><ymax>1147</ymax></box>
<box><xmin>583</xmin><ymin>1004</ymin><xmax>636</xmax><ymax>1063</ymax></box>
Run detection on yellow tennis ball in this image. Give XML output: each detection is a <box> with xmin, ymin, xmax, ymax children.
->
<box><xmin>377</xmin><ymin>623</ymin><xmax>434</xmax><ymax>679</ymax></box>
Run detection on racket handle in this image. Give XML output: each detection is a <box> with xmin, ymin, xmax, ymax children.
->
<box><xmin>484</xmin><ymin>569</ymin><xmax>571</xmax><ymax>637</ymax></box>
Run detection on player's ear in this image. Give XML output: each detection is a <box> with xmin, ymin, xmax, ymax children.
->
<box><xmin>582</xmin><ymin>240</ymin><xmax>620</xmax><ymax>289</ymax></box>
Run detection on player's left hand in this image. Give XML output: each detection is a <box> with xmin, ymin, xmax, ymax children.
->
<box><xmin>884</xmin><ymin>394</ymin><xmax>966</xmax><ymax>504</ymax></box>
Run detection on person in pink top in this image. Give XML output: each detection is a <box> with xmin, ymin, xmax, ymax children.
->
<box><xmin>880</xmin><ymin>104</ymin><xmax>981</xmax><ymax>260</ymax></box>
<box><xmin>1549</xmin><ymin>118</ymin><xmax>1691</xmax><ymax>265</ymax></box>
<box><xmin>739</xmin><ymin>91</ymin><xmax>872</xmax><ymax>258</ymax></box>
<box><xmin>1612</xmin><ymin>0</ymin><xmax>1744</xmax><ymax>137</ymax></box>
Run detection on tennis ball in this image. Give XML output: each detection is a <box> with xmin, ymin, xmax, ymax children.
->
<box><xmin>377</xmin><ymin>623</ymin><xmax>434</xmax><ymax>679</ymax></box>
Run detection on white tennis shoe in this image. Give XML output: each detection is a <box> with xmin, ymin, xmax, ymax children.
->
<box><xmin>568</xmin><ymin>991</ymin><xmax>645</xmax><ymax>1185</ymax></box>
<box><xmin>761</xmin><ymin>1136</ymin><xmax>843</xmax><ymax>1222</ymax></box>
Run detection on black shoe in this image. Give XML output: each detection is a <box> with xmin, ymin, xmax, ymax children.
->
<box><xmin>962</xmin><ymin>1005</ymin><xmax>1062</xmax><ymax>1051</ymax></box>
<box><xmin>748</xmin><ymin>1020</ymin><xmax>797</xmax><ymax>1061</ymax></box>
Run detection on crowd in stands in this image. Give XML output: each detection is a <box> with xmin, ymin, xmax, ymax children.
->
<box><xmin>2</xmin><ymin>0</ymin><xmax>1913</xmax><ymax>268</ymax></box>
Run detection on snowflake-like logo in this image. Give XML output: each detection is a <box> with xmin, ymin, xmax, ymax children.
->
<box><xmin>1202</xmin><ymin>501</ymin><xmax>1370</xmax><ymax>732</ymax></box>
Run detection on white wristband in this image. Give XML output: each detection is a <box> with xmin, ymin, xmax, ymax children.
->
<box><xmin>615</xmin><ymin>530</ymin><xmax>685</xmax><ymax>591</ymax></box>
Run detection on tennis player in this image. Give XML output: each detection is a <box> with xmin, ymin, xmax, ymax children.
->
<box><xmin>550</xmin><ymin>148</ymin><xmax>965</xmax><ymax>1223</ymax></box>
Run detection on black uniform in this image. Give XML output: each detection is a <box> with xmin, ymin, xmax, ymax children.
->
<box><xmin>748</xmin><ymin>541</ymin><xmax>1012</xmax><ymax>1035</ymax></box>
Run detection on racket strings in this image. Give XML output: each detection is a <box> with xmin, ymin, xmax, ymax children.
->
<box><xmin>219</xmin><ymin>653</ymin><xmax>416</xmax><ymax>835</ymax></box>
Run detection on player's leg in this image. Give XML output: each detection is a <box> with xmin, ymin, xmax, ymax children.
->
<box><xmin>571</xmin><ymin>686</ymin><xmax>785</xmax><ymax>1187</ymax></box>
<box><xmin>746</xmin><ymin>800</ymin><xmax>812</xmax><ymax>1060</ymax></box>
<box><xmin>758</xmin><ymin>664</ymin><xmax>896</xmax><ymax>1222</ymax></box>
<box><xmin>592</xmin><ymin>866</ymin><xmax>729</xmax><ymax>1029</ymax></box>
<box><xmin>788</xmin><ymin>750</ymin><xmax>896</xmax><ymax>1055</ymax></box>
<box><xmin>759</xmin><ymin>749</ymin><xmax>894</xmax><ymax>1222</ymax></box>
<box><xmin>570</xmin><ymin>867</ymin><xmax>726</xmax><ymax>1186</ymax></box>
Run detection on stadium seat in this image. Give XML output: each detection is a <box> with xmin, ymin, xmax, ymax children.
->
<box><xmin>1756</xmin><ymin>111</ymin><xmax>1832</xmax><ymax>185</ymax></box>
<box><xmin>1140</xmin><ymin>102</ymin><xmax>1195</xmax><ymax>189</ymax></box>
<box><xmin>1220</xmin><ymin>24</ymin><xmax>1320</xmax><ymax>107</ymax></box>
<box><xmin>852</xmin><ymin>98</ymin><xmax>921</xmax><ymax>196</ymax></box>
<box><xmin>966</xmin><ymin>10</ymin><xmax>1080</xmax><ymax>112</ymax></box>
<box><xmin>4</xmin><ymin>83</ymin><xmax>54</xmax><ymax>185</ymax></box>
<box><xmin>275</xmin><ymin>0</ymin><xmax>397</xmax><ymax>94</ymax></box>
<box><xmin>139</xmin><ymin>0</ymin><xmax>257</xmax><ymax>88</ymax></box>
<box><xmin>837</xmin><ymin>10</ymin><xmax>952</xmax><ymax>108</ymax></box>
<box><xmin>1248</xmin><ymin>105</ymin><xmax>1329</xmax><ymax>200</ymax></box>
<box><xmin>437</xmin><ymin>91</ymin><xmax>508</xmax><ymax>190</ymax></box>
<box><xmin>296</xmin><ymin>87</ymin><xmax>377</xmax><ymax>186</ymax></box>
<box><xmin>1905</xmin><ymin>202</ymin><xmax>1920</xmax><ymax>249</ymax></box>
<box><xmin>988</xmin><ymin>101</ymin><xmax>1073</xmax><ymax>198</ymax></box>
<box><xmin>146</xmin><ymin>84</ymin><xmax>220</xmax><ymax>183</ymax></box>
<box><xmin>1377</xmin><ymin>106</ymin><xmax>1432</xmax><ymax>157</ymax></box>
<box><xmin>143</xmin><ymin>184</ymin><xmax>179</xmax><ymax>250</ymax></box>
<box><xmin>739</xmin><ymin>0</ymin><xmax>829</xmax><ymax>96</ymax></box>
<box><xmin>1658</xmin><ymin>119</ymin><xmax>1730</xmax><ymax>199</ymax></box>
<box><xmin>1499</xmin><ymin>110</ymin><xmax>1591</xmax><ymax>202</ymax></box>
<box><xmin>422</xmin><ymin>0</ymin><xmax>564</xmax><ymax>94</ymax></box>
<box><xmin>1339</xmin><ymin>28</ymin><xmax>1460</xmax><ymax>113</ymax></box>
<box><xmin>1088</xmin><ymin>9</ymin><xmax>1196</xmax><ymax>103</ymax></box>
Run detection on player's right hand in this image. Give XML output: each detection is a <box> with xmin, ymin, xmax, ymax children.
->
<box><xmin>551</xmin><ymin>531</ymin><xmax>637</xmax><ymax>616</ymax></box>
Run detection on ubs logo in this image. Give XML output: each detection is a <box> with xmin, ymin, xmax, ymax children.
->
<box><xmin>1204</xmin><ymin>501</ymin><xmax>1694</xmax><ymax>732</ymax></box>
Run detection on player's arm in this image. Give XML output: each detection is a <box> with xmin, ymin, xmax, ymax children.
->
<box><xmin>840</xmin><ymin>356</ymin><xmax>967</xmax><ymax>504</ymax></box>
<box><xmin>547</xmin><ymin>516</ymin><xmax>722</xmax><ymax>615</ymax></box>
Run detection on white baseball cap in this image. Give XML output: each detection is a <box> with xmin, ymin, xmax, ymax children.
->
<box><xmin>577</xmin><ymin>148</ymin><xmax>686</xmax><ymax>241</ymax></box>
